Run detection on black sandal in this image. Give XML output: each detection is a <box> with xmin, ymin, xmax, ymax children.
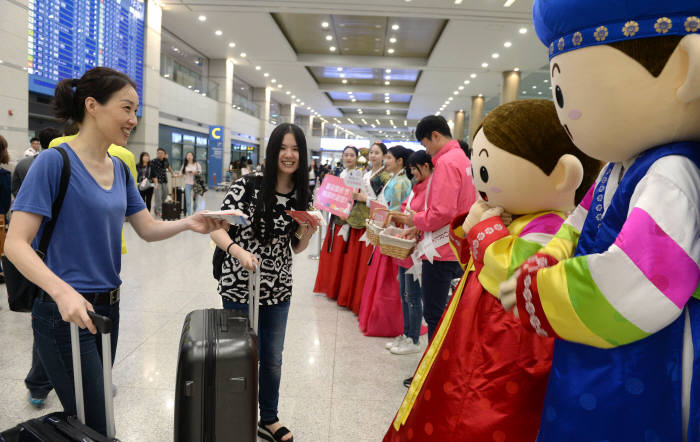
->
<box><xmin>258</xmin><ymin>419</ymin><xmax>293</xmax><ymax>442</ymax></box>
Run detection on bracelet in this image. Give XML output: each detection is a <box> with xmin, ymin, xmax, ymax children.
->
<box><xmin>226</xmin><ymin>242</ymin><xmax>235</xmax><ymax>255</ymax></box>
<box><xmin>295</xmin><ymin>230</ymin><xmax>303</xmax><ymax>240</ymax></box>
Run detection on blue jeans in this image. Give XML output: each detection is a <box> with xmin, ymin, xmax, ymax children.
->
<box><xmin>421</xmin><ymin>260</ymin><xmax>463</xmax><ymax>341</ymax></box>
<box><xmin>398</xmin><ymin>266</ymin><xmax>423</xmax><ymax>345</ymax></box>
<box><xmin>25</xmin><ymin>340</ymin><xmax>53</xmax><ymax>399</ymax></box>
<box><xmin>184</xmin><ymin>183</ymin><xmax>194</xmax><ymax>216</ymax></box>
<box><xmin>32</xmin><ymin>296</ymin><xmax>120</xmax><ymax>436</ymax></box>
<box><xmin>222</xmin><ymin>298</ymin><xmax>290</xmax><ymax>423</ymax></box>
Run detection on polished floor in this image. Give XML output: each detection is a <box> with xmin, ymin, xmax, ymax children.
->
<box><xmin>0</xmin><ymin>191</ymin><xmax>427</xmax><ymax>441</ymax></box>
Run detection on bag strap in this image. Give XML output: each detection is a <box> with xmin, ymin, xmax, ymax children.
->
<box><xmin>37</xmin><ymin>147</ymin><xmax>71</xmax><ymax>255</ymax></box>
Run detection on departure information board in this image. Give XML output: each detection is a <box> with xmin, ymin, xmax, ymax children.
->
<box><xmin>27</xmin><ymin>0</ymin><xmax>145</xmax><ymax>104</ymax></box>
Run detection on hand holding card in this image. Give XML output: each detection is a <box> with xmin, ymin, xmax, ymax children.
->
<box><xmin>286</xmin><ymin>210</ymin><xmax>324</xmax><ymax>228</ymax></box>
<box><xmin>202</xmin><ymin>209</ymin><xmax>249</xmax><ymax>226</ymax></box>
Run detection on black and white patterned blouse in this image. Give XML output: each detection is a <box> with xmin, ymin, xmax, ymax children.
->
<box><xmin>218</xmin><ymin>174</ymin><xmax>298</xmax><ymax>305</ymax></box>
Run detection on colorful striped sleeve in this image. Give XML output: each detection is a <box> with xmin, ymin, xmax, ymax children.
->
<box><xmin>478</xmin><ymin>212</ymin><xmax>565</xmax><ymax>297</ymax></box>
<box><xmin>518</xmin><ymin>157</ymin><xmax>700</xmax><ymax>348</ymax></box>
<box><xmin>538</xmin><ymin>183</ymin><xmax>594</xmax><ymax>262</ymax></box>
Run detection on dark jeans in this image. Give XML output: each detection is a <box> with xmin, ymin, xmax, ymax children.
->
<box><xmin>421</xmin><ymin>260</ymin><xmax>463</xmax><ymax>341</ymax></box>
<box><xmin>139</xmin><ymin>187</ymin><xmax>154</xmax><ymax>212</ymax></box>
<box><xmin>222</xmin><ymin>298</ymin><xmax>290</xmax><ymax>423</ymax></box>
<box><xmin>32</xmin><ymin>296</ymin><xmax>120</xmax><ymax>436</ymax></box>
<box><xmin>25</xmin><ymin>340</ymin><xmax>53</xmax><ymax>399</ymax></box>
<box><xmin>398</xmin><ymin>266</ymin><xmax>423</xmax><ymax>345</ymax></box>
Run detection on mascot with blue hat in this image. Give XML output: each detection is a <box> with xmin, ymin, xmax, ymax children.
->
<box><xmin>499</xmin><ymin>1</ymin><xmax>700</xmax><ymax>440</ymax></box>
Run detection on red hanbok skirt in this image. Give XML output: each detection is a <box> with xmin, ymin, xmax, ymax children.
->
<box><xmin>384</xmin><ymin>270</ymin><xmax>553</xmax><ymax>442</ymax></box>
<box><xmin>313</xmin><ymin>223</ymin><xmax>347</xmax><ymax>299</ymax></box>
<box><xmin>358</xmin><ymin>250</ymin><xmax>403</xmax><ymax>337</ymax></box>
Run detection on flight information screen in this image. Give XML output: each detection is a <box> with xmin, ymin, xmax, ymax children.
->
<box><xmin>27</xmin><ymin>0</ymin><xmax>145</xmax><ymax>104</ymax></box>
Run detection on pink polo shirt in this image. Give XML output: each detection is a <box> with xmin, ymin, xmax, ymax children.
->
<box><xmin>412</xmin><ymin>140</ymin><xmax>476</xmax><ymax>261</ymax></box>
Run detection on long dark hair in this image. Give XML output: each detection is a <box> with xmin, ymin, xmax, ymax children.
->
<box><xmin>139</xmin><ymin>152</ymin><xmax>150</xmax><ymax>167</ymax></box>
<box><xmin>387</xmin><ymin>145</ymin><xmax>413</xmax><ymax>180</ymax></box>
<box><xmin>53</xmin><ymin>67</ymin><xmax>137</xmax><ymax>123</ymax></box>
<box><xmin>252</xmin><ymin>123</ymin><xmax>310</xmax><ymax>245</ymax></box>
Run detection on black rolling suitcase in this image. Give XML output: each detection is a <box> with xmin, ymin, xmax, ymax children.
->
<box><xmin>174</xmin><ymin>264</ymin><xmax>260</xmax><ymax>442</ymax></box>
<box><xmin>0</xmin><ymin>312</ymin><xmax>119</xmax><ymax>442</ymax></box>
<box><xmin>162</xmin><ymin>200</ymin><xmax>181</xmax><ymax>220</ymax></box>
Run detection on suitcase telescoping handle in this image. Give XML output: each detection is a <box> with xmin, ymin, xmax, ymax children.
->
<box><xmin>70</xmin><ymin>311</ymin><xmax>116</xmax><ymax>439</ymax></box>
<box><xmin>247</xmin><ymin>262</ymin><xmax>261</xmax><ymax>334</ymax></box>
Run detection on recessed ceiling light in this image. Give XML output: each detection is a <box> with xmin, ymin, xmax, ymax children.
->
<box><xmin>448</xmin><ymin>97</ymin><xmax>453</xmax><ymax>101</ymax></box>
<box><xmin>454</xmin><ymin>0</ymin><xmax>463</xmax><ymax>4</ymax></box>
<box><xmin>385</xmin><ymin>69</ymin><xmax>392</xmax><ymax>73</ymax></box>
<box><xmin>329</xmin><ymin>46</ymin><xmax>336</xmax><ymax>52</ymax></box>
<box><xmin>386</xmin><ymin>110</ymin><xmax>391</xmax><ymax>114</ymax></box>
<box><xmin>464</xmin><ymin>80</ymin><xmax>470</xmax><ymax>84</ymax></box>
<box><xmin>337</xmin><ymin>67</ymin><xmax>343</xmax><ymax>71</ymax></box>
<box><xmin>491</xmin><ymin>53</ymin><xmax>500</xmax><ymax>59</ymax></box>
<box><xmin>519</xmin><ymin>27</ymin><xmax>528</xmax><ymax>34</ymax></box>
<box><xmin>392</xmin><ymin>24</ymin><xmax>400</xmax><ymax>30</ymax></box>
<box><xmin>339</xmin><ymin>73</ymin><xmax>346</xmax><ymax>78</ymax></box>
<box><xmin>215</xmin><ymin>30</ymin><xmax>223</xmax><ymax>36</ymax></box>
<box><xmin>388</xmin><ymin>48</ymin><xmax>395</xmax><ymax>54</ymax></box>
<box><xmin>470</xmin><ymin>73</ymin><xmax>477</xmax><ymax>78</ymax></box>
<box><xmin>389</xmin><ymin>37</ymin><xmax>397</xmax><ymax>43</ymax></box>
<box><xmin>481</xmin><ymin>62</ymin><xmax>488</xmax><ymax>68</ymax></box>
<box><xmin>322</xmin><ymin>21</ymin><xmax>329</xmax><ymax>28</ymax></box>
<box><xmin>228</xmin><ymin>42</ymin><xmax>236</xmax><ymax>48</ymax></box>
<box><xmin>292</xmin><ymin>95</ymin><xmax>296</xmax><ymax>98</ymax></box>
<box><xmin>342</xmin><ymin>79</ymin><xmax>348</xmax><ymax>84</ymax></box>
<box><xmin>532</xmin><ymin>85</ymin><xmax>537</xmax><ymax>89</ymax></box>
<box><xmin>348</xmin><ymin>91</ymin><xmax>353</xmax><ymax>94</ymax></box>
<box><xmin>544</xmin><ymin>79</ymin><xmax>549</xmax><ymax>83</ymax></box>
<box><xmin>538</xmin><ymin>91</ymin><xmax>543</xmax><ymax>95</ymax></box>
<box><xmin>255</xmin><ymin>66</ymin><xmax>261</xmax><ymax>70</ymax></box>
<box><xmin>385</xmin><ymin>81</ymin><xmax>390</xmax><ymax>85</ymax></box>
<box><xmin>513</xmin><ymin>67</ymin><xmax>520</xmax><ymax>72</ymax></box>
<box><xmin>173</xmin><ymin>47</ymin><xmax>179</xmax><ymax>52</ymax></box>
<box><xmin>504</xmin><ymin>41</ymin><xmax>512</xmax><ymax>48</ymax></box>
<box><xmin>458</xmin><ymin>86</ymin><xmax>464</xmax><ymax>90</ymax></box>
<box><xmin>453</xmin><ymin>91</ymin><xmax>459</xmax><ymax>95</ymax></box>
<box><xmin>385</xmin><ymin>99</ymin><xmax>390</xmax><ymax>103</ymax></box>
<box><xmin>271</xmin><ymin>79</ymin><xmax>277</xmax><ymax>83</ymax></box>
<box><xmin>478</xmin><ymin>93</ymin><xmax>484</xmax><ymax>97</ymax></box>
<box><xmin>264</xmin><ymin>73</ymin><xmax>269</xmax><ymax>77</ymax></box>
<box><xmin>351</xmin><ymin>98</ymin><xmax>357</xmax><ymax>102</ymax></box>
<box><xmin>326</xmin><ymin>35</ymin><xmax>333</xmax><ymax>41</ymax></box>
<box><xmin>198</xmin><ymin>15</ymin><xmax>206</xmax><ymax>22</ymax></box>
<box><xmin>278</xmin><ymin>84</ymin><xmax>283</xmax><ymax>88</ymax></box>
<box><xmin>503</xmin><ymin>0</ymin><xmax>516</xmax><ymax>6</ymax></box>
<box><xmin>385</xmin><ymin>75</ymin><xmax>391</xmax><ymax>80</ymax></box>
<box><xmin>240</xmin><ymin>52</ymin><xmax>247</xmax><ymax>58</ymax></box>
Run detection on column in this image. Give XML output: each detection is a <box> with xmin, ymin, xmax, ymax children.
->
<box><xmin>210</xmin><ymin>57</ymin><xmax>234</xmax><ymax>179</ymax></box>
<box><xmin>333</xmin><ymin>126</ymin><xmax>338</xmax><ymax>138</ymax></box>
<box><xmin>468</xmin><ymin>95</ymin><xmax>485</xmax><ymax>145</ymax></box>
<box><xmin>253</xmin><ymin>86</ymin><xmax>270</xmax><ymax>160</ymax></box>
<box><xmin>453</xmin><ymin>110</ymin><xmax>466</xmax><ymax>142</ymax></box>
<box><xmin>280</xmin><ymin>103</ymin><xmax>295</xmax><ymax>124</ymax></box>
<box><xmin>320</xmin><ymin>121</ymin><xmax>326</xmax><ymax>138</ymax></box>
<box><xmin>129</xmin><ymin>0</ymin><xmax>161</xmax><ymax>157</ymax></box>
<box><xmin>500</xmin><ymin>70</ymin><xmax>521</xmax><ymax>105</ymax></box>
<box><xmin>0</xmin><ymin>0</ymin><xmax>29</xmax><ymax>163</ymax></box>
<box><xmin>307</xmin><ymin>115</ymin><xmax>314</xmax><ymax>137</ymax></box>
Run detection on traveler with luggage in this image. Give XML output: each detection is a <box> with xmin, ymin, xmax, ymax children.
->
<box><xmin>4</xmin><ymin>67</ymin><xmax>228</xmax><ymax>436</ymax></box>
<box><xmin>136</xmin><ymin>152</ymin><xmax>155</xmax><ymax>212</ymax></box>
<box><xmin>211</xmin><ymin>122</ymin><xmax>316</xmax><ymax>442</ymax></box>
<box><xmin>180</xmin><ymin>151</ymin><xmax>202</xmax><ymax>216</ymax></box>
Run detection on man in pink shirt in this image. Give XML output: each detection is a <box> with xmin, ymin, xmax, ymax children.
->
<box><xmin>393</xmin><ymin>115</ymin><xmax>476</xmax><ymax>343</ymax></box>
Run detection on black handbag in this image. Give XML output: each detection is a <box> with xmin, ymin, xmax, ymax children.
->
<box><xmin>3</xmin><ymin>147</ymin><xmax>71</xmax><ymax>312</ymax></box>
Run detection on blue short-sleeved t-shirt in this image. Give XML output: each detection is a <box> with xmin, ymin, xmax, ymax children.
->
<box><xmin>12</xmin><ymin>144</ymin><xmax>146</xmax><ymax>292</ymax></box>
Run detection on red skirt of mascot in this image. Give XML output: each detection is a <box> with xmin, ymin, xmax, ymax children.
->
<box><xmin>384</xmin><ymin>99</ymin><xmax>601</xmax><ymax>442</ymax></box>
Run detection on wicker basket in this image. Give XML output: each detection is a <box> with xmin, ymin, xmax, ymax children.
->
<box><xmin>366</xmin><ymin>219</ymin><xmax>384</xmax><ymax>246</ymax></box>
<box><xmin>379</xmin><ymin>227</ymin><xmax>416</xmax><ymax>259</ymax></box>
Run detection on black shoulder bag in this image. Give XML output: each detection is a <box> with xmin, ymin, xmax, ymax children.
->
<box><xmin>4</xmin><ymin>147</ymin><xmax>71</xmax><ymax>312</ymax></box>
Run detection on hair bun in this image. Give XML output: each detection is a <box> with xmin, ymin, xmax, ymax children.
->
<box><xmin>70</xmin><ymin>78</ymin><xmax>79</xmax><ymax>87</ymax></box>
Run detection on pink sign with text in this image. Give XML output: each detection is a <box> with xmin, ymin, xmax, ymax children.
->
<box><xmin>314</xmin><ymin>175</ymin><xmax>355</xmax><ymax>219</ymax></box>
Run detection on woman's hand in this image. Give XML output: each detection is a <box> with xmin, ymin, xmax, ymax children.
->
<box><xmin>353</xmin><ymin>191</ymin><xmax>367</xmax><ymax>202</ymax></box>
<box><xmin>185</xmin><ymin>212</ymin><xmax>229</xmax><ymax>234</ymax></box>
<box><xmin>398</xmin><ymin>227</ymin><xmax>419</xmax><ymax>240</ymax></box>
<box><xmin>235</xmin><ymin>249</ymin><xmax>259</xmax><ymax>271</ymax></box>
<box><xmin>296</xmin><ymin>223</ymin><xmax>317</xmax><ymax>241</ymax></box>
<box><xmin>53</xmin><ymin>287</ymin><xmax>97</xmax><ymax>334</ymax></box>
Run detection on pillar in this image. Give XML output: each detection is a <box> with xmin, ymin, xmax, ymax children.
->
<box><xmin>129</xmin><ymin>0</ymin><xmax>161</xmax><ymax>157</ymax></box>
<box><xmin>333</xmin><ymin>126</ymin><xmax>338</xmax><ymax>138</ymax></box>
<box><xmin>307</xmin><ymin>115</ymin><xmax>314</xmax><ymax>138</ymax></box>
<box><xmin>453</xmin><ymin>110</ymin><xmax>466</xmax><ymax>142</ymax></box>
<box><xmin>320</xmin><ymin>121</ymin><xmax>326</xmax><ymax>138</ymax></box>
<box><xmin>468</xmin><ymin>95</ymin><xmax>485</xmax><ymax>145</ymax></box>
<box><xmin>280</xmin><ymin>103</ymin><xmax>295</xmax><ymax>124</ymax></box>
<box><xmin>501</xmin><ymin>70</ymin><xmax>521</xmax><ymax>105</ymax></box>
<box><xmin>0</xmin><ymin>0</ymin><xmax>29</xmax><ymax>163</ymax></box>
<box><xmin>209</xmin><ymin>57</ymin><xmax>234</xmax><ymax>178</ymax></box>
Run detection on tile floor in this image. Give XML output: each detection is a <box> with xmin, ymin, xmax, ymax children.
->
<box><xmin>0</xmin><ymin>192</ymin><xmax>426</xmax><ymax>441</ymax></box>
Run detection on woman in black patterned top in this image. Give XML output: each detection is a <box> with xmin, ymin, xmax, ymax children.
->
<box><xmin>211</xmin><ymin>123</ymin><xmax>315</xmax><ymax>442</ymax></box>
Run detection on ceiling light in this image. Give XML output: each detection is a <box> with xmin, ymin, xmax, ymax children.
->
<box><xmin>351</xmin><ymin>98</ymin><xmax>357</xmax><ymax>102</ymax></box>
<box><xmin>385</xmin><ymin>81</ymin><xmax>390</xmax><ymax>85</ymax></box>
<box><xmin>464</xmin><ymin>80</ymin><xmax>470</xmax><ymax>85</ymax></box>
<box><xmin>240</xmin><ymin>52</ymin><xmax>247</xmax><ymax>58</ymax></box>
<box><xmin>173</xmin><ymin>47</ymin><xmax>179</xmax><ymax>52</ymax></box>
<box><xmin>386</xmin><ymin>110</ymin><xmax>391</xmax><ymax>115</ymax></box>
<box><xmin>255</xmin><ymin>66</ymin><xmax>261</xmax><ymax>70</ymax></box>
<box><xmin>326</xmin><ymin>35</ymin><xmax>333</xmax><ymax>41</ymax></box>
<box><xmin>481</xmin><ymin>62</ymin><xmax>488</xmax><ymax>68</ymax></box>
<box><xmin>163</xmin><ymin>74</ymin><xmax>170</xmax><ymax>78</ymax></box>
<box><xmin>322</xmin><ymin>21</ymin><xmax>329</xmax><ymax>28</ymax></box>
<box><xmin>458</xmin><ymin>86</ymin><xmax>465</xmax><ymax>91</ymax></box>
<box><xmin>454</xmin><ymin>0</ymin><xmax>463</xmax><ymax>3</ymax></box>
<box><xmin>271</xmin><ymin>79</ymin><xmax>277</xmax><ymax>83</ymax></box>
<box><xmin>544</xmin><ymin>79</ymin><xmax>549</xmax><ymax>83</ymax></box>
<box><xmin>339</xmin><ymin>73</ymin><xmax>346</xmax><ymax>78</ymax></box>
<box><xmin>388</xmin><ymin>48</ymin><xmax>395</xmax><ymax>54</ymax></box>
<box><xmin>538</xmin><ymin>91</ymin><xmax>543</xmax><ymax>95</ymax></box>
<box><xmin>478</xmin><ymin>94</ymin><xmax>484</xmax><ymax>97</ymax></box>
<box><xmin>342</xmin><ymin>79</ymin><xmax>348</xmax><ymax>84</ymax></box>
<box><xmin>532</xmin><ymin>86</ymin><xmax>537</xmax><ymax>89</ymax></box>
<box><xmin>329</xmin><ymin>46</ymin><xmax>336</xmax><ymax>52</ymax></box>
<box><xmin>228</xmin><ymin>42</ymin><xmax>236</xmax><ymax>48</ymax></box>
<box><xmin>522</xmin><ymin>91</ymin><xmax>527</xmax><ymax>94</ymax></box>
<box><xmin>491</xmin><ymin>53</ymin><xmax>500</xmax><ymax>58</ymax></box>
<box><xmin>448</xmin><ymin>97</ymin><xmax>453</xmax><ymax>101</ymax></box>
<box><xmin>385</xmin><ymin>99</ymin><xmax>390</xmax><ymax>103</ymax></box>
<box><xmin>384</xmin><ymin>92</ymin><xmax>390</xmax><ymax>96</ymax></box>
<box><xmin>278</xmin><ymin>84</ymin><xmax>283</xmax><ymax>88</ymax></box>
<box><xmin>348</xmin><ymin>91</ymin><xmax>353</xmax><ymax>94</ymax></box>
<box><xmin>389</xmin><ymin>37</ymin><xmax>397</xmax><ymax>43</ymax></box>
<box><xmin>215</xmin><ymin>30</ymin><xmax>222</xmax><ymax>36</ymax></box>
<box><xmin>385</xmin><ymin>75</ymin><xmax>391</xmax><ymax>80</ymax></box>
<box><xmin>296</xmin><ymin>99</ymin><xmax>300</xmax><ymax>102</ymax></box>
<box><xmin>385</xmin><ymin>69</ymin><xmax>392</xmax><ymax>73</ymax></box>
<box><xmin>453</xmin><ymin>91</ymin><xmax>459</xmax><ymax>95</ymax></box>
<box><xmin>264</xmin><ymin>73</ymin><xmax>269</xmax><ymax>77</ymax></box>
<box><xmin>392</xmin><ymin>24</ymin><xmax>400</xmax><ymax>30</ymax></box>
<box><xmin>198</xmin><ymin>15</ymin><xmax>206</xmax><ymax>22</ymax></box>
<box><xmin>504</xmin><ymin>41</ymin><xmax>512</xmax><ymax>48</ymax></box>
<box><xmin>292</xmin><ymin>95</ymin><xmax>296</xmax><ymax>98</ymax></box>
<box><xmin>470</xmin><ymin>73</ymin><xmax>477</xmax><ymax>78</ymax></box>
<box><xmin>513</xmin><ymin>67</ymin><xmax>520</xmax><ymax>72</ymax></box>
<box><xmin>519</xmin><ymin>27</ymin><xmax>528</xmax><ymax>34</ymax></box>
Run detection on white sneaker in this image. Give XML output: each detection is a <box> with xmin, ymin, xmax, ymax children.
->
<box><xmin>390</xmin><ymin>340</ymin><xmax>421</xmax><ymax>355</ymax></box>
<box><xmin>385</xmin><ymin>335</ymin><xmax>407</xmax><ymax>350</ymax></box>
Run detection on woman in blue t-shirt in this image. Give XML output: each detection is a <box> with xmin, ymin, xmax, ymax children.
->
<box><xmin>5</xmin><ymin>67</ymin><xmax>227</xmax><ymax>435</ymax></box>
